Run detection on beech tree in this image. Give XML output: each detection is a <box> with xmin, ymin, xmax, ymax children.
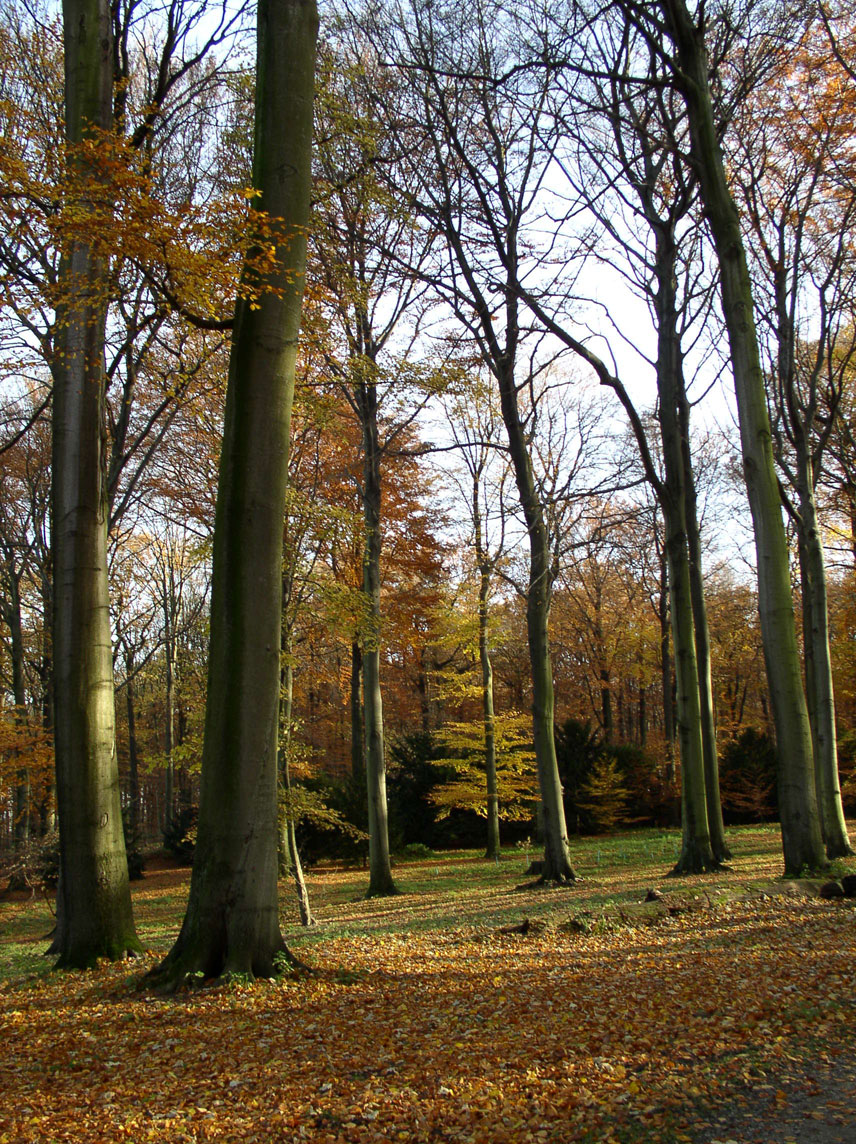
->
<box><xmin>146</xmin><ymin>0</ymin><xmax>318</xmax><ymax>986</ymax></box>
<box><xmin>357</xmin><ymin>0</ymin><xmax>580</xmax><ymax>882</ymax></box>
<box><xmin>619</xmin><ymin>0</ymin><xmax>826</xmax><ymax>873</ymax></box>
<box><xmin>53</xmin><ymin>0</ymin><xmax>141</xmax><ymax>966</ymax></box>
<box><xmin>729</xmin><ymin>18</ymin><xmax>856</xmax><ymax>857</ymax></box>
<box><xmin>312</xmin><ymin>45</ymin><xmax>439</xmax><ymax>895</ymax></box>
<box><xmin>519</xmin><ymin>14</ymin><xmax>729</xmax><ymax>869</ymax></box>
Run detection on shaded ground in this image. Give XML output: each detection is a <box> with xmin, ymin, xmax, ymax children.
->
<box><xmin>693</xmin><ymin>1054</ymin><xmax>856</xmax><ymax>1144</ymax></box>
<box><xmin>1</xmin><ymin>827</ymin><xmax>854</xmax><ymax>1143</ymax></box>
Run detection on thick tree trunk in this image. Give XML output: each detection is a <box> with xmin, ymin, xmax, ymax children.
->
<box><xmin>496</xmin><ymin>363</ymin><xmax>575</xmax><ymax>883</ymax></box>
<box><xmin>661</xmin><ymin>0</ymin><xmax>825</xmax><ymax>874</ymax></box>
<box><xmin>361</xmin><ymin>396</ymin><xmax>397</xmax><ymax>897</ymax></box>
<box><xmin>145</xmin><ymin>0</ymin><xmax>318</xmax><ymax>986</ymax></box>
<box><xmin>798</xmin><ymin>485</ymin><xmax>852</xmax><ymax>857</ymax></box>
<box><xmin>52</xmin><ymin>0</ymin><xmax>140</xmax><ymax>967</ymax></box>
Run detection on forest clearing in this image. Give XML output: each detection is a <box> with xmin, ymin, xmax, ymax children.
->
<box><xmin>3</xmin><ymin>4</ymin><xmax>856</xmax><ymax>1140</ymax></box>
<box><xmin>2</xmin><ymin>825</ymin><xmax>855</xmax><ymax>1144</ymax></box>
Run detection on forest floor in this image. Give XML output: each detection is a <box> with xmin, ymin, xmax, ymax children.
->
<box><xmin>1</xmin><ymin>824</ymin><xmax>855</xmax><ymax>1144</ymax></box>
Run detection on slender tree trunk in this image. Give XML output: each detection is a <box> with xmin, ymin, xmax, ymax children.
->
<box><xmin>653</xmin><ymin>232</ymin><xmax>717</xmax><ymax>873</ymax></box>
<box><xmin>664</xmin><ymin>499</ymin><xmax>715</xmax><ymax>871</ymax></box>
<box><xmin>163</xmin><ymin>602</ymin><xmax>175</xmax><ymax>832</ymax></box>
<box><xmin>479</xmin><ymin>564</ymin><xmax>500</xmax><ymax>860</ymax></box>
<box><xmin>126</xmin><ymin>669</ymin><xmax>140</xmax><ymax>841</ymax></box>
<box><xmin>798</xmin><ymin>482</ymin><xmax>852</xmax><ymax>857</ymax></box>
<box><xmin>496</xmin><ymin>362</ymin><xmax>575</xmax><ymax>883</ymax></box>
<box><xmin>682</xmin><ymin>437</ymin><xmax>729</xmax><ymax>861</ymax></box>
<box><xmin>350</xmin><ymin>639</ymin><xmax>365</xmax><ymax>780</ymax></box>
<box><xmin>676</xmin><ymin>358</ymin><xmax>730</xmax><ymax>862</ymax></box>
<box><xmin>145</xmin><ymin>0</ymin><xmax>318</xmax><ymax>986</ymax></box>
<box><xmin>472</xmin><ymin>470</ymin><xmax>501</xmax><ymax>859</ymax></box>
<box><xmin>279</xmin><ymin>651</ymin><xmax>314</xmax><ymax>925</ymax></box>
<box><xmin>660</xmin><ymin>0</ymin><xmax>825</xmax><ymax>874</ymax></box>
<box><xmin>659</xmin><ymin>555</ymin><xmax>676</xmax><ymax>782</ymax></box>
<box><xmin>600</xmin><ymin>668</ymin><xmax>613</xmax><ymax>743</ymax></box>
<box><xmin>361</xmin><ymin>392</ymin><xmax>397</xmax><ymax>896</ymax></box>
<box><xmin>52</xmin><ymin>0</ymin><xmax>140</xmax><ymax>967</ymax></box>
<box><xmin>479</xmin><ymin>600</ymin><xmax>500</xmax><ymax>860</ymax></box>
<box><xmin>6</xmin><ymin>571</ymin><xmax>30</xmax><ymax>851</ymax></box>
<box><xmin>41</xmin><ymin>564</ymin><xmax>54</xmax><ymax>740</ymax></box>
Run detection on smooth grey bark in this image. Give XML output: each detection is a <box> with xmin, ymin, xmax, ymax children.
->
<box><xmin>145</xmin><ymin>0</ymin><xmax>318</xmax><ymax>986</ymax></box>
<box><xmin>656</xmin><ymin>0</ymin><xmax>826</xmax><ymax>874</ymax></box>
<box><xmin>53</xmin><ymin>0</ymin><xmax>141</xmax><ymax>967</ymax></box>
<box><xmin>360</xmin><ymin>390</ymin><xmax>397</xmax><ymax>896</ymax></box>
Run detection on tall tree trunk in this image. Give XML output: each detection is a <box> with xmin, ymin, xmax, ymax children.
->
<box><xmin>279</xmin><ymin>651</ymin><xmax>314</xmax><ymax>926</ymax></box>
<box><xmin>798</xmin><ymin>481</ymin><xmax>852</xmax><ymax>857</ymax></box>
<box><xmin>659</xmin><ymin>554</ymin><xmax>676</xmax><ymax>782</ymax></box>
<box><xmin>126</xmin><ymin>668</ymin><xmax>140</xmax><ymax>842</ymax></box>
<box><xmin>496</xmin><ymin>363</ymin><xmax>575</xmax><ymax>883</ymax></box>
<box><xmin>145</xmin><ymin>0</ymin><xmax>318</xmax><ymax>986</ymax></box>
<box><xmin>6</xmin><ymin>570</ymin><xmax>30</xmax><ymax>850</ymax></box>
<box><xmin>52</xmin><ymin>0</ymin><xmax>140</xmax><ymax>967</ymax></box>
<box><xmin>350</xmin><ymin>639</ymin><xmax>365</xmax><ymax>780</ymax></box>
<box><xmin>473</xmin><ymin>470</ymin><xmax>500</xmax><ymax>859</ymax></box>
<box><xmin>360</xmin><ymin>388</ymin><xmax>397</xmax><ymax>897</ymax></box>
<box><xmin>681</xmin><ymin>418</ymin><xmax>729</xmax><ymax>861</ymax></box>
<box><xmin>660</xmin><ymin>0</ymin><xmax>825</xmax><ymax>874</ymax></box>
<box><xmin>663</xmin><ymin>498</ymin><xmax>715</xmax><ymax>871</ymax></box>
<box><xmin>163</xmin><ymin>598</ymin><xmax>175</xmax><ymax>832</ymax></box>
<box><xmin>653</xmin><ymin>230</ymin><xmax>717</xmax><ymax>873</ymax></box>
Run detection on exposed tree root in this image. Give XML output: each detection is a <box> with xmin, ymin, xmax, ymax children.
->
<box><xmin>365</xmin><ymin>881</ymin><xmax>400</xmax><ymax>900</ymax></box>
<box><xmin>141</xmin><ymin>939</ymin><xmax>308</xmax><ymax>995</ymax></box>
<box><xmin>667</xmin><ymin>857</ymin><xmax>728</xmax><ymax>877</ymax></box>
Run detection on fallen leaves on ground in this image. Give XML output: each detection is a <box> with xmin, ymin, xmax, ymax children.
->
<box><xmin>1</xmin><ymin>837</ymin><xmax>855</xmax><ymax>1143</ymax></box>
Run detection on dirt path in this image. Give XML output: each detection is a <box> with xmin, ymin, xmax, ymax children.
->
<box><xmin>695</xmin><ymin>1053</ymin><xmax>856</xmax><ymax>1144</ymax></box>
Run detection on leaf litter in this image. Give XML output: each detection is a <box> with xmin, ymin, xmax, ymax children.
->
<box><xmin>1</xmin><ymin>829</ymin><xmax>855</xmax><ymax>1143</ymax></box>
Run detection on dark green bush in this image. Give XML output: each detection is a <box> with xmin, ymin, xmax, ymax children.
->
<box><xmin>162</xmin><ymin>805</ymin><xmax>198</xmax><ymax>864</ymax></box>
<box><xmin>718</xmin><ymin>728</ymin><xmax>778</xmax><ymax>823</ymax></box>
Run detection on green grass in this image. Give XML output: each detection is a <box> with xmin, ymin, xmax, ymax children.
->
<box><xmin>2</xmin><ymin>822</ymin><xmax>853</xmax><ymax>980</ymax></box>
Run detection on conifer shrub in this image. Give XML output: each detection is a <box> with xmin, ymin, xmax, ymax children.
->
<box><xmin>718</xmin><ymin>728</ymin><xmax>778</xmax><ymax>822</ymax></box>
